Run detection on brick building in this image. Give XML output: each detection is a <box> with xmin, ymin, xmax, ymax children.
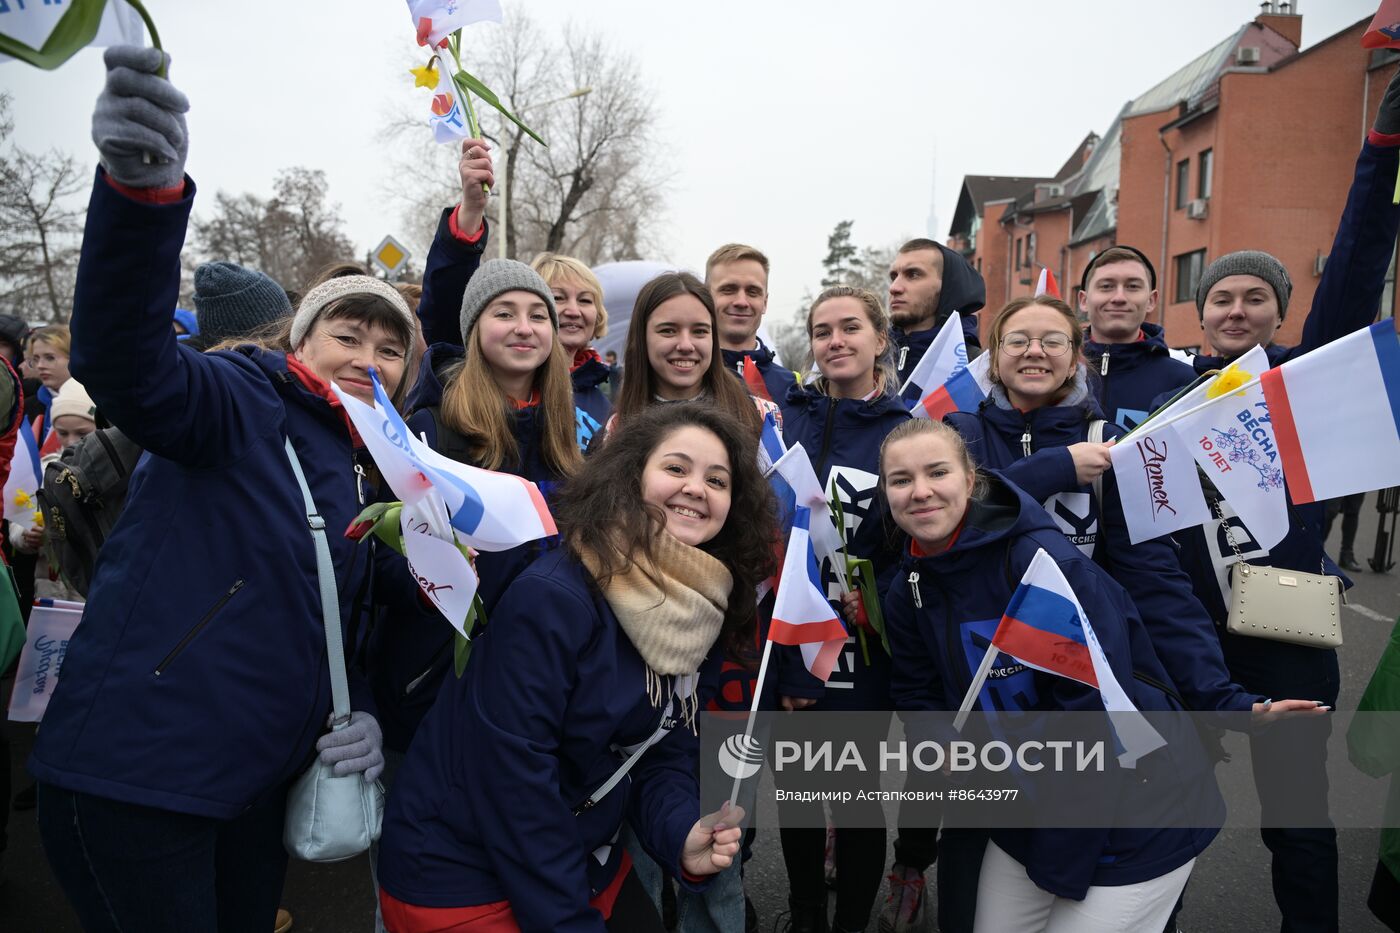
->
<box><xmin>947</xmin><ymin>6</ymin><xmax>1400</xmax><ymax>351</ymax></box>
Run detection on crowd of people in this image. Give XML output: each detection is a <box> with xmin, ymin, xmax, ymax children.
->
<box><xmin>1</xmin><ymin>42</ymin><xmax>1398</xmax><ymax>933</ymax></box>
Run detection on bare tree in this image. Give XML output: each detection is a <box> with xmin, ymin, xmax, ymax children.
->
<box><xmin>382</xmin><ymin>11</ymin><xmax>668</xmax><ymax>266</ymax></box>
<box><xmin>0</xmin><ymin>94</ymin><xmax>86</xmax><ymax>323</ymax></box>
<box><xmin>188</xmin><ymin>167</ymin><xmax>357</xmax><ymax>294</ymax></box>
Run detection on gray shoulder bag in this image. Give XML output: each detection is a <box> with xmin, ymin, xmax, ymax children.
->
<box><xmin>1216</xmin><ymin>501</ymin><xmax>1344</xmax><ymax>649</ymax></box>
<box><xmin>281</xmin><ymin>437</ymin><xmax>385</xmax><ymax>862</ymax></box>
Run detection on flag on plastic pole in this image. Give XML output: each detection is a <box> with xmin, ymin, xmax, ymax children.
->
<box><xmin>424</xmin><ymin>50</ymin><xmax>473</xmax><ymax>143</ymax></box>
<box><xmin>898</xmin><ymin>312</ymin><xmax>985</xmax><ymax>421</ymax></box>
<box><xmin>1261</xmin><ymin>321</ymin><xmax>1400</xmax><ymax>505</ymax></box>
<box><xmin>962</xmin><ymin>549</ymin><xmax>1166</xmax><ymax>767</ymax></box>
<box><xmin>406</xmin><ymin>0</ymin><xmax>503</xmax><ymax>49</ymax></box>
<box><xmin>1034</xmin><ymin>267</ymin><xmax>1061</xmax><ymax>298</ymax></box>
<box><xmin>768</xmin><ymin>507</ymin><xmax>849</xmax><ymax>681</ymax></box>
<box><xmin>772</xmin><ymin>443</ymin><xmax>848</xmax><ymax>592</ymax></box>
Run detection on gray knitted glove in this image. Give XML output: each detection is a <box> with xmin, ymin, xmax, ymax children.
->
<box><xmin>91</xmin><ymin>45</ymin><xmax>189</xmax><ymax>189</ymax></box>
<box><xmin>1375</xmin><ymin>68</ymin><xmax>1400</xmax><ymax>137</ymax></box>
<box><xmin>315</xmin><ymin>710</ymin><xmax>385</xmax><ymax>782</ymax></box>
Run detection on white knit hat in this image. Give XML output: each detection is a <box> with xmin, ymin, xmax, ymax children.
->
<box><xmin>51</xmin><ymin>379</ymin><xmax>97</xmax><ymax>423</ymax></box>
<box><xmin>290</xmin><ymin>275</ymin><xmax>418</xmax><ymax>349</ymax></box>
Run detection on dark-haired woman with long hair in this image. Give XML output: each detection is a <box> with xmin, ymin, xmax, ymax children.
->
<box><xmin>377</xmin><ymin>402</ymin><xmax>778</xmax><ymax>932</ymax></box>
<box><xmin>608</xmin><ymin>272</ymin><xmax>768</xmax><ymax>437</ymax></box>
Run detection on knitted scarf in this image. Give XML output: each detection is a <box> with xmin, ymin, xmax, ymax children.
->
<box><xmin>578</xmin><ymin>530</ymin><xmax>732</xmax><ymax>726</ymax></box>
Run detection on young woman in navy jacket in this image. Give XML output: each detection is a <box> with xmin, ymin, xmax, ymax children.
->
<box><xmin>879</xmin><ymin>419</ymin><xmax>1230</xmax><ymax>933</ymax></box>
<box><xmin>775</xmin><ymin>285</ymin><xmax>909</xmax><ymax>933</ymax></box>
<box><xmin>369</xmin><ymin>259</ymin><xmax>583</xmax><ymax>753</ymax></box>
<box><xmin>377</xmin><ymin>402</ymin><xmax>777</xmax><ymax>932</ymax></box>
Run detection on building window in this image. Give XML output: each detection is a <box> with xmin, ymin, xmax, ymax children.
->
<box><xmin>1027</xmin><ymin>232</ymin><xmax>1037</xmax><ymax>268</ymax></box>
<box><xmin>1174</xmin><ymin>249</ymin><xmax>1206</xmax><ymax>303</ymax></box>
<box><xmin>1198</xmin><ymin>149</ymin><xmax>1213</xmax><ymax>200</ymax></box>
<box><xmin>976</xmin><ymin>257</ymin><xmax>983</xmax><ymax>274</ymax></box>
<box><xmin>1015</xmin><ymin>237</ymin><xmax>1022</xmax><ymax>270</ymax></box>
<box><xmin>1175</xmin><ymin>158</ymin><xmax>1190</xmax><ymax>209</ymax></box>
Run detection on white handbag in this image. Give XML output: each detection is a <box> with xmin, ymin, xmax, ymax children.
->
<box><xmin>281</xmin><ymin>438</ymin><xmax>384</xmax><ymax>862</ymax></box>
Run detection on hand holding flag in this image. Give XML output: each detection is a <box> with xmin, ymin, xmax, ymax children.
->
<box><xmin>957</xmin><ymin>549</ymin><xmax>1165</xmax><ymax>767</ymax></box>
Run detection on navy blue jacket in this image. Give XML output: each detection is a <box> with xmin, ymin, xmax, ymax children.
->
<box><xmin>777</xmin><ymin>384</ymin><xmax>910</xmax><ymax>708</ymax></box>
<box><xmin>379</xmin><ymin>549</ymin><xmax>704</xmax><ymax>930</ymax></box>
<box><xmin>893</xmin><ymin>243</ymin><xmax>986</xmax><ymax>387</ymax></box>
<box><xmin>1082</xmin><ymin>322</ymin><xmax>1194</xmax><ymax>431</ymax></box>
<box><xmin>884</xmin><ymin>473</ymin><xmax>1220</xmax><ymax>898</ymax></box>
<box><xmin>370</xmin><ymin>343</ymin><xmax>565</xmax><ymax>752</ymax></box>
<box><xmin>31</xmin><ymin>172</ymin><xmax>424</xmax><ymax>818</ymax></box>
<box><xmin>419</xmin><ymin>206</ymin><xmax>487</xmax><ymax>349</ymax></box>
<box><xmin>721</xmin><ymin>339</ymin><xmax>797</xmax><ymax>403</ymax></box>
<box><xmin>572</xmin><ymin>354</ymin><xmax>612</xmax><ymax>434</ymax></box>
<box><xmin>946</xmin><ymin>375</ymin><xmax>1258</xmax><ymax>712</ymax></box>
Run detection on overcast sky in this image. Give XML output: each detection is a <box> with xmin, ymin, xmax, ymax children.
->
<box><xmin>2</xmin><ymin>0</ymin><xmax>1379</xmax><ymax>324</ymax></box>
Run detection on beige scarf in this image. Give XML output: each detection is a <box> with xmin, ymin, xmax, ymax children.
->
<box><xmin>578</xmin><ymin>530</ymin><xmax>732</xmax><ymax>723</ymax></box>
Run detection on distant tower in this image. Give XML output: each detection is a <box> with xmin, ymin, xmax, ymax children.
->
<box><xmin>925</xmin><ymin>147</ymin><xmax>940</xmax><ymax>241</ymax></box>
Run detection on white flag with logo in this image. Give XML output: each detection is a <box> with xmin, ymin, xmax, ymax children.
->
<box><xmin>1109</xmin><ymin>423</ymin><xmax>1211</xmax><ymax>544</ymax></box>
<box><xmin>1172</xmin><ymin>348</ymin><xmax>1288</xmax><ymax>550</ymax></box>
<box><xmin>400</xmin><ymin>499</ymin><xmax>478</xmax><ymax>636</ymax></box>
<box><xmin>406</xmin><ymin>0</ymin><xmax>503</xmax><ymax>49</ymax></box>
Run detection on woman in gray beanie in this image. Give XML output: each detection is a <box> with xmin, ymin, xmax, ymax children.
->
<box><xmin>365</xmin><ymin>257</ymin><xmax>585</xmax><ymax>769</ymax></box>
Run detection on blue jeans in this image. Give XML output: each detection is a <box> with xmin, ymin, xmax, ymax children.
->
<box><xmin>37</xmin><ymin>782</ymin><xmax>289</xmax><ymax>933</ymax></box>
<box><xmin>624</xmin><ymin>824</ymin><xmax>745</xmax><ymax>933</ymax></box>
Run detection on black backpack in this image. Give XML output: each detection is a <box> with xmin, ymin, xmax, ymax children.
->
<box><xmin>35</xmin><ymin>426</ymin><xmax>144</xmax><ymax>597</ymax></box>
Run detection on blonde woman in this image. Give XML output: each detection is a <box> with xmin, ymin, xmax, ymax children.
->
<box><xmin>533</xmin><ymin>252</ymin><xmax>612</xmax><ymax>430</ymax></box>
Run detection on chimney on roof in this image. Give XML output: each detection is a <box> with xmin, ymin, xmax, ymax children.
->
<box><xmin>1256</xmin><ymin>0</ymin><xmax>1302</xmax><ymax>48</ymax></box>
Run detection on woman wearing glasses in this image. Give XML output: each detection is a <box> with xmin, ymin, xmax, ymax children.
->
<box><xmin>937</xmin><ymin>295</ymin><xmax>1274</xmax><ymax>932</ymax></box>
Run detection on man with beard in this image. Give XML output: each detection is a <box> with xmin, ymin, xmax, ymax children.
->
<box><xmin>888</xmin><ymin>239</ymin><xmax>985</xmax><ymax>389</ymax></box>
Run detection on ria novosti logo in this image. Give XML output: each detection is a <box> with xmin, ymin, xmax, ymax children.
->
<box><xmin>717</xmin><ymin>733</ymin><xmax>764</xmax><ymax>780</ymax></box>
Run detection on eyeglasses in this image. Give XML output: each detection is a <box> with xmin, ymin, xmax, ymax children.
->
<box><xmin>999</xmin><ymin>332</ymin><xmax>1072</xmax><ymax>357</ymax></box>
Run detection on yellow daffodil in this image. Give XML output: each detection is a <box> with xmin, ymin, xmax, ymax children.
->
<box><xmin>1206</xmin><ymin>362</ymin><xmax>1252</xmax><ymax>399</ymax></box>
<box><xmin>410</xmin><ymin>64</ymin><xmax>439</xmax><ymax>90</ymax></box>
<box><xmin>32</xmin><ymin>511</ymin><xmax>43</xmax><ymax>528</ymax></box>
<box><xmin>12</xmin><ymin>490</ymin><xmax>31</xmax><ymax>509</ymax></box>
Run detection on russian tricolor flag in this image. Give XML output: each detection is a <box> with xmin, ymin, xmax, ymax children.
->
<box><xmin>984</xmin><ymin>549</ymin><xmax>1165</xmax><ymax>766</ymax></box>
<box><xmin>898</xmin><ymin>311</ymin><xmax>986</xmax><ymax>421</ymax></box>
<box><xmin>1261</xmin><ymin>321</ymin><xmax>1400</xmax><ymax>505</ymax></box>
<box><xmin>768</xmin><ymin>506</ymin><xmax>848</xmax><ymax>682</ymax></box>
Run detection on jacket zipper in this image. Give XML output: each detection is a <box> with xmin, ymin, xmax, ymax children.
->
<box><xmin>898</xmin><ymin>346</ymin><xmax>909</xmax><ymax>372</ymax></box>
<box><xmin>1100</xmin><ymin>351</ymin><xmax>1110</xmax><ymax>376</ymax></box>
<box><xmin>816</xmin><ymin>402</ymin><xmax>839</xmax><ymax>479</ymax></box>
<box><xmin>1020</xmin><ymin>426</ymin><xmax>1032</xmax><ymax>458</ymax></box>
<box><xmin>154</xmin><ymin>579</ymin><xmax>246</xmax><ymax>675</ymax></box>
<box><xmin>406</xmin><ymin>636</ymin><xmax>455</xmax><ymax>696</ymax></box>
<box><xmin>907</xmin><ymin>571</ymin><xmax>922</xmax><ymax>608</ymax></box>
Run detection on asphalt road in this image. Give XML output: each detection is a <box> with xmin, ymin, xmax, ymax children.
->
<box><xmin>2</xmin><ymin>498</ymin><xmax>1398</xmax><ymax>932</ymax></box>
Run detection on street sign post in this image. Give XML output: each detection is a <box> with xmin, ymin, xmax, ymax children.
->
<box><xmin>372</xmin><ymin>235</ymin><xmax>411</xmax><ymax>277</ymax></box>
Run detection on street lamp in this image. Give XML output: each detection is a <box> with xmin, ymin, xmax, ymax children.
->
<box><xmin>499</xmin><ymin>86</ymin><xmax>593</xmax><ymax>260</ymax></box>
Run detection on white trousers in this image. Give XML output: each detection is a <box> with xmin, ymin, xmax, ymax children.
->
<box><xmin>971</xmin><ymin>839</ymin><xmax>1195</xmax><ymax>933</ymax></box>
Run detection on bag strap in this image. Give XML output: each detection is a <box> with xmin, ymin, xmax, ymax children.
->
<box><xmin>283</xmin><ymin>437</ymin><xmax>351</xmax><ymax>726</ymax></box>
<box><xmin>1088</xmin><ymin>419</ymin><xmax>1106</xmax><ymax>511</ymax></box>
<box><xmin>573</xmin><ymin>707</ymin><xmax>671</xmax><ymax>815</ymax></box>
<box><xmin>572</xmin><ymin>673</ymin><xmax>694</xmax><ymax>815</ymax></box>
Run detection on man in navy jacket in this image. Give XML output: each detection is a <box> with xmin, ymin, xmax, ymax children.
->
<box><xmin>1078</xmin><ymin>245</ymin><xmax>1194</xmax><ymax>430</ymax></box>
<box><xmin>708</xmin><ymin>243</ymin><xmax>797</xmax><ymax>402</ymax></box>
